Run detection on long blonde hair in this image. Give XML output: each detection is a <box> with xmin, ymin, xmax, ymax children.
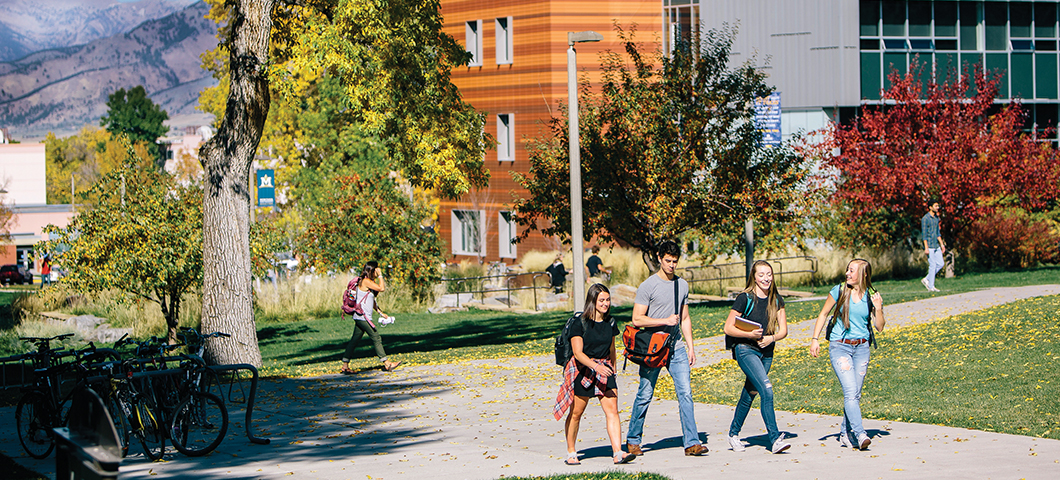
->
<box><xmin>742</xmin><ymin>260</ymin><xmax>780</xmax><ymax>335</ymax></box>
<box><xmin>829</xmin><ymin>259</ymin><xmax>875</xmax><ymax>330</ymax></box>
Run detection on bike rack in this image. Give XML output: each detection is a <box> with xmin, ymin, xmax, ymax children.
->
<box><xmin>208</xmin><ymin>364</ymin><xmax>271</xmax><ymax>445</ymax></box>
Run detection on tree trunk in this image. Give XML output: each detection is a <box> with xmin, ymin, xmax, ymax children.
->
<box><xmin>198</xmin><ymin>0</ymin><xmax>273</xmax><ymax>367</ymax></box>
<box><xmin>641</xmin><ymin>248</ymin><xmax>660</xmax><ymax>273</ymax></box>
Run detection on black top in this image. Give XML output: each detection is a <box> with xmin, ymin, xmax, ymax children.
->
<box><xmin>569</xmin><ymin>316</ymin><xmax>619</xmax><ymax>359</ymax></box>
<box><xmin>546</xmin><ymin>262</ymin><xmax>567</xmax><ymax>286</ymax></box>
<box><xmin>586</xmin><ymin>255</ymin><xmax>604</xmax><ymax>276</ymax></box>
<box><xmin>725</xmin><ymin>292</ymin><xmax>785</xmax><ymax>355</ymax></box>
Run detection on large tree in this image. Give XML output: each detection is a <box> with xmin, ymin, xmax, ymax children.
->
<box><xmin>816</xmin><ymin>64</ymin><xmax>1060</xmax><ymax>254</ymax></box>
<box><xmin>99</xmin><ymin>86</ymin><xmax>169</xmax><ymax>163</ymax></box>
<box><xmin>197</xmin><ymin>0</ymin><xmax>488</xmax><ymax>366</ymax></box>
<box><xmin>41</xmin><ymin>166</ymin><xmax>203</xmax><ymax>344</ymax></box>
<box><xmin>514</xmin><ymin>27</ymin><xmax>809</xmax><ymax>269</ymax></box>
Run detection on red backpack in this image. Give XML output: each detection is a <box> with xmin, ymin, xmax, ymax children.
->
<box><xmin>341</xmin><ymin>277</ymin><xmax>367</xmax><ymax>318</ymax></box>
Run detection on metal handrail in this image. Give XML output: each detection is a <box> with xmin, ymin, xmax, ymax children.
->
<box><xmin>676</xmin><ymin>255</ymin><xmax>818</xmax><ymax>295</ymax></box>
<box><xmin>439</xmin><ymin>270</ymin><xmax>551</xmax><ymax>310</ymax></box>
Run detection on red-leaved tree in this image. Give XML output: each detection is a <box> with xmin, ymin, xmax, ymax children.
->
<box><xmin>816</xmin><ymin>63</ymin><xmax>1060</xmax><ymax>255</ymax></box>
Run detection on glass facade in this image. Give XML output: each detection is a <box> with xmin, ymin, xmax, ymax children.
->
<box><xmin>860</xmin><ymin>1</ymin><xmax>1060</xmax><ymax>135</ymax></box>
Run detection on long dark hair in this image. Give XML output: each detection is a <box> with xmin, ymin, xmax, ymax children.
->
<box><xmin>829</xmin><ymin>259</ymin><xmax>875</xmax><ymax>330</ymax></box>
<box><xmin>356</xmin><ymin>261</ymin><xmax>379</xmax><ymax>289</ymax></box>
<box><xmin>581</xmin><ymin>283</ymin><xmax>611</xmax><ymax>323</ymax></box>
<box><xmin>742</xmin><ymin>260</ymin><xmax>780</xmax><ymax>335</ymax></box>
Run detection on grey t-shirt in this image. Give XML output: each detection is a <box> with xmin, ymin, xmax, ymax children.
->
<box><xmin>634</xmin><ymin>274</ymin><xmax>689</xmax><ymax>345</ymax></box>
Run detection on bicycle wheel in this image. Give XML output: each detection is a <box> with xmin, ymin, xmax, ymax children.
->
<box><xmin>170</xmin><ymin>391</ymin><xmax>228</xmax><ymax>457</ymax></box>
<box><xmin>107</xmin><ymin>396</ymin><xmax>131</xmax><ymax>457</ymax></box>
<box><xmin>16</xmin><ymin>391</ymin><xmax>55</xmax><ymax>459</ymax></box>
<box><xmin>133</xmin><ymin>398</ymin><xmax>166</xmax><ymax>460</ymax></box>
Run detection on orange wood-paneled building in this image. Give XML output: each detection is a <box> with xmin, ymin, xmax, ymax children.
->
<box><xmin>439</xmin><ymin>0</ymin><xmax>661</xmax><ymax>265</ymax></box>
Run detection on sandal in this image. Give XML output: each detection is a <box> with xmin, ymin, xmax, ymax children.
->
<box><xmin>613</xmin><ymin>452</ymin><xmax>635</xmax><ymax>464</ymax></box>
<box><xmin>564</xmin><ymin>452</ymin><xmax>580</xmax><ymax>465</ymax></box>
<box><xmin>384</xmin><ymin>361</ymin><xmax>404</xmax><ymax>372</ymax></box>
<box><xmin>340</xmin><ymin>366</ymin><xmax>353</xmax><ymax>375</ymax></box>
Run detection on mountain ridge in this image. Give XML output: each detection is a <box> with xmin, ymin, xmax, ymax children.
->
<box><xmin>0</xmin><ymin>0</ymin><xmax>198</xmax><ymax>63</ymax></box>
<box><xmin>0</xmin><ymin>1</ymin><xmax>218</xmax><ymax>139</ymax></box>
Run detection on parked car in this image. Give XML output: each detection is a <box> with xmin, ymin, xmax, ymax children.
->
<box><xmin>0</xmin><ymin>264</ymin><xmax>33</xmax><ymax>285</ymax></box>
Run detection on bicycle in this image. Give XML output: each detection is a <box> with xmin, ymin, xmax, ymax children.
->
<box><xmin>111</xmin><ymin>334</ymin><xmax>229</xmax><ymax>459</ymax></box>
<box><xmin>15</xmin><ymin>334</ymin><xmax>120</xmax><ymax>458</ymax></box>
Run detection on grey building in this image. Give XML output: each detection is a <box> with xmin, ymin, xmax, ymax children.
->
<box><xmin>665</xmin><ymin>0</ymin><xmax>1060</xmax><ymax>139</ymax></box>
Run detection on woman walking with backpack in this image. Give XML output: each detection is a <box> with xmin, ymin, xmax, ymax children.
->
<box><xmin>553</xmin><ymin>283</ymin><xmax>636</xmax><ymax>466</ymax></box>
<box><xmin>809</xmin><ymin>258</ymin><xmax>886</xmax><ymax>450</ymax></box>
<box><xmin>723</xmin><ymin>260</ymin><xmax>790</xmax><ymax>454</ymax></box>
<box><xmin>340</xmin><ymin>261</ymin><xmax>401</xmax><ymax>373</ymax></box>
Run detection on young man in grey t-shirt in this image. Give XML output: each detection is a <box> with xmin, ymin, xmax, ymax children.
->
<box><xmin>625</xmin><ymin>241</ymin><xmax>707</xmax><ymax>456</ymax></box>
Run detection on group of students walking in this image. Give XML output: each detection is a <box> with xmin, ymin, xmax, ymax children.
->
<box><xmin>555</xmin><ymin>240</ymin><xmax>886</xmax><ymax>464</ymax></box>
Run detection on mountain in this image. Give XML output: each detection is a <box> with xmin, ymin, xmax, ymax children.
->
<box><xmin>0</xmin><ymin>1</ymin><xmax>218</xmax><ymax>139</ymax></box>
<box><xmin>0</xmin><ymin>0</ymin><xmax>198</xmax><ymax>62</ymax></box>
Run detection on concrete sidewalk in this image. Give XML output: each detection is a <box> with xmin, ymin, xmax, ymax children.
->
<box><xmin>2</xmin><ymin>286</ymin><xmax>1058</xmax><ymax>479</ymax></box>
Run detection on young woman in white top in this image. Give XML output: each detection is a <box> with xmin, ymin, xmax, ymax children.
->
<box><xmin>340</xmin><ymin>261</ymin><xmax>401</xmax><ymax>373</ymax></box>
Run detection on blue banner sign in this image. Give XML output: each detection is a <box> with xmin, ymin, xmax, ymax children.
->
<box><xmin>753</xmin><ymin>92</ymin><xmax>782</xmax><ymax>148</ymax></box>
<box><xmin>257</xmin><ymin>169</ymin><xmax>275</xmax><ymax>207</ymax></box>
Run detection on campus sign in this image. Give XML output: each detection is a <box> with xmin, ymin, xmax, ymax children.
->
<box><xmin>754</xmin><ymin>92</ymin><xmax>781</xmax><ymax>148</ymax></box>
<box><xmin>257</xmin><ymin>169</ymin><xmax>274</xmax><ymax>207</ymax></box>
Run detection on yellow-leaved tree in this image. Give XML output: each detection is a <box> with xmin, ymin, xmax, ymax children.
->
<box><xmin>196</xmin><ymin>0</ymin><xmax>489</xmax><ymax>366</ymax></box>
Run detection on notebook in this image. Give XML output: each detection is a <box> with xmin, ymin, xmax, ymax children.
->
<box><xmin>734</xmin><ymin>315</ymin><xmax>763</xmax><ymax>332</ymax></box>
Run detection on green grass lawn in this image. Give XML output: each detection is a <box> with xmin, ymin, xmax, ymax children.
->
<box><xmin>682</xmin><ymin>294</ymin><xmax>1060</xmax><ymax>440</ymax></box>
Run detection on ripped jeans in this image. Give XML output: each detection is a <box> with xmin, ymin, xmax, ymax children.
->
<box><xmin>728</xmin><ymin>344</ymin><xmax>780</xmax><ymax>444</ymax></box>
<box><xmin>829</xmin><ymin>340</ymin><xmax>871</xmax><ymax>441</ymax></box>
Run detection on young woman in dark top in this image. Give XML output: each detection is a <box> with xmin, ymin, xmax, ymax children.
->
<box><xmin>556</xmin><ymin>283</ymin><xmax>635</xmax><ymax>465</ymax></box>
<box><xmin>722</xmin><ymin>260</ymin><xmax>790</xmax><ymax>454</ymax></box>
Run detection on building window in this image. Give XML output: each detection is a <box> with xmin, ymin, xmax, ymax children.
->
<box><xmin>452</xmin><ymin>209</ymin><xmax>484</xmax><ymax>256</ymax></box>
<box><xmin>664</xmin><ymin>5</ymin><xmax>700</xmax><ymax>54</ymax></box>
<box><xmin>859</xmin><ymin>0</ymin><xmax>1060</xmax><ymax>111</ymax></box>
<box><xmin>466</xmin><ymin>20</ymin><xmax>483</xmax><ymax>66</ymax></box>
<box><xmin>497</xmin><ymin>114</ymin><xmax>514</xmax><ymax>161</ymax></box>
<box><xmin>498</xmin><ymin>211</ymin><xmax>516</xmax><ymax>259</ymax></box>
<box><xmin>496</xmin><ymin>17</ymin><xmax>513</xmax><ymax>65</ymax></box>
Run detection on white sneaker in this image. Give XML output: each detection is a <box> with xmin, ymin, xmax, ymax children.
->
<box><xmin>930</xmin><ymin>287</ymin><xmax>941</xmax><ymax>292</ymax></box>
<box><xmin>921</xmin><ymin>277</ymin><xmax>931</xmax><ymax>290</ymax></box>
<box><xmin>770</xmin><ymin>434</ymin><xmax>791</xmax><ymax>454</ymax></box>
<box><xmin>839</xmin><ymin>433</ymin><xmax>850</xmax><ymax>448</ymax></box>
<box><xmin>728</xmin><ymin>435</ymin><xmax>745</xmax><ymax>452</ymax></box>
<box><xmin>857</xmin><ymin>433</ymin><xmax>871</xmax><ymax>450</ymax></box>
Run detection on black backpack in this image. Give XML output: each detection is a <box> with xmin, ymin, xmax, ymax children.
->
<box><xmin>554</xmin><ymin>312</ymin><xmax>583</xmax><ymax>366</ymax></box>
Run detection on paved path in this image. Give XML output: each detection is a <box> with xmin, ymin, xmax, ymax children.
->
<box><xmin>2</xmin><ymin>286</ymin><xmax>1059</xmax><ymax>479</ymax></box>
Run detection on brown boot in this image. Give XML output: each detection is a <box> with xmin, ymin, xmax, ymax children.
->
<box><xmin>684</xmin><ymin>444</ymin><xmax>709</xmax><ymax>456</ymax></box>
<box><xmin>626</xmin><ymin>443</ymin><xmax>642</xmax><ymax>456</ymax></box>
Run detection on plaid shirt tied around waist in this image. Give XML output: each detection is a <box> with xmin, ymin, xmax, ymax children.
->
<box><xmin>553</xmin><ymin>357</ymin><xmax>615</xmax><ymax>420</ymax></box>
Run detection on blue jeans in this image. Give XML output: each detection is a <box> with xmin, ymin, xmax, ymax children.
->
<box><xmin>626</xmin><ymin>345</ymin><xmax>701</xmax><ymax>448</ymax></box>
<box><xmin>728</xmin><ymin>344</ymin><xmax>780</xmax><ymax>444</ymax></box>
<box><xmin>926</xmin><ymin>248</ymin><xmax>944</xmax><ymax>288</ymax></box>
<box><xmin>829</xmin><ymin>341</ymin><xmax>871</xmax><ymax>441</ymax></box>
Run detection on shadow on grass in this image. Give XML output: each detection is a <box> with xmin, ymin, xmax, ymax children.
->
<box><xmin>259</xmin><ymin>305</ymin><xmax>637</xmax><ymax>367</ymax></box>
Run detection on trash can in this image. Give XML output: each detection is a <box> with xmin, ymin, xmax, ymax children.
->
<box><xmin>53</xmin><ymin>388</ymin><xmax>122</xmax><ymax>480</ymax></box>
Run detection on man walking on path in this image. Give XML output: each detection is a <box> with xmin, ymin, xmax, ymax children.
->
<box><xmin>625</xmin><ymin>241</ymin><xmax>708</xmax><ymax>457</ymax></box>
<box><xmin>921</xmin><ymin>201</ymin><xmax>945</xmax><ymax>292</ymax></box>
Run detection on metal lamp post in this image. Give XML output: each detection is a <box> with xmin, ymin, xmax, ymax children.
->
<box><xmin>567</xmin><ymin>31</ymin><xmax>602</xmax><ymax>311</ymax></box>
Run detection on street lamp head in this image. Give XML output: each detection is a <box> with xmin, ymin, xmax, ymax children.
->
<box><xmin>568</xmin><ymin>31</ymin><xmax>603</xmax><ymax>46</ymax></box>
